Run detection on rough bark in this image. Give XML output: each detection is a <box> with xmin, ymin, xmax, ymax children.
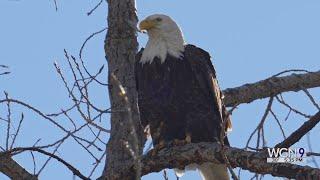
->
<box><xmin>223</xmin><ymin>71</ymin><xmax>320</xmax><ymax>107</ymax></box>
<box><xmin>102</xmin><ymin>112</ymin><xmax>320</xmax><ymax>179</ymax></box>
<box><xmin>101</xmin><ymin>0</ymin><xmax>144</xmax><ymax>180</ymax></box>
<box><xmin>141</xmin><ymin>143</ymin><xmax>320</xmax><ymax>179</ymax></box>
<box><xmin>0</xmin><ymin>154</ymin><xmax>37</xmax><ymax>180</ymax></box>
<box><xmin>275</xmin><ymin>111</ymin><xmax>320</xmax><ymax>148</ymax></box>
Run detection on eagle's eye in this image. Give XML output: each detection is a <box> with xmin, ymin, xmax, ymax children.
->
<box><xmin>155</xmin><ymin>17</ymin><xmax>162</xmax><ymax>22</ymax></box>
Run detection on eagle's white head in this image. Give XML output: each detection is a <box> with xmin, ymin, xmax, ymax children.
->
<box><xmin>139</xmin><ymin>14</ymin><xmax>185</xmax><ymax>64</ymax></box>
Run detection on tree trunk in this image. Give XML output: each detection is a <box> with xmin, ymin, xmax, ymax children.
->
<box><xmin>100</xmin><ymin>0</ymin><xmax>144</xmax><ymax>180</ymax></box>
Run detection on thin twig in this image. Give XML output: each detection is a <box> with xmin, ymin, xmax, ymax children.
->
<box><xmin>88</xmin><ymin>150</ymin><xmax>106</xmax><ymax>178</ymax></box>
<box><xmin>306</xmin><ymin>133</ymin><xmax>319</xmax><ymax>168</ymax></box>
<box><xmin>52</xmin><ymin>0</ymin><xmax>58</xmax><ymax>11</ymax></box>
<box><xmin>1</xmin><ymin>147</ymin><xmax>89</xmax><ymax>180</ymax></box>
<box><xmin>163</xmin><ymin>169</ymin><xmax>169</xmax><ymax>180</ymax></box>
<box><xmin>271</xmin><ymin>69</ymin><xmax>311</xmax><ymax>78</ymax></box>
<box><xmin>307</xmin><ymin>152</ymin><xmax>320</xmax><ymax>157</ymax></box>
<box><xmin>245</xmin><ymin>97</ymin><xmax>274</xmax><ymax>148</ymax></box>
<box><xmin>78</xmin><ymin>27</ymin><xmax>109</xmax><ymax>86</ymax></box>
<box><xmin>275</xmin><ymin>111</ymin><xmax>320</xmax><ymax>148</ymax></box>
<box><xmin>54</xmin><ymin>61</ymin><xmax>110</xmax><ymax>133</ymax></box>
<box><xmin>5</xmin><ymin>92</ymin><xmax>11</xmax><ymax>150</ymax></box>
<box><xmin>0</xmin><ymin>98</ymin><xmax>101</xmax><ymax>160</ymax></box>
<box><xmin>10</xmin><ymin>113</ymin><xmax>24</xmax><ymax>149</ymax></box>
<box><xmin>37</xmin><ymin>141</ymin><xmax>63</xmax><ymax>175</ymax></box>
<box><xmin>0</xmin><ymin>65</ymin><xmax>10</xmax><ymax>76</ymax></box>
<box><xmin>302</xmin><ymin>88</ymin><xmax>320</xmax><ymax>111</ymax></box>
<box><xmin>270</xmin><ymin>109</ymin><xmax>286</xmax><ymax>139</ymax></box>
<box><xmin>276</xmin><ymin>95</ymin><xmax>312</xmax><ymax>118</ymax></box>
<box><xmin>30</xmin><ymin>151</ymin><xmax>36</xmax><ymax>175</ymax></box>
<box><xmin>87</xmin><ymin>0</ymin><xmax>104</xmax><ymax>16</ymax></box>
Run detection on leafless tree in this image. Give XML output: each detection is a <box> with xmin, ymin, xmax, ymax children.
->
<box><xmin>1</xmin><ymin>1</ymin><xmax>320</xmax><ymax>180</ymax></box>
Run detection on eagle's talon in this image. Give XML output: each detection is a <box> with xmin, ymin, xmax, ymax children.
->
<box><xmin>185</xmin><ymin>133</ymin><xmax>192</xmax><ymax>143</ymax></box>
<box><xmin>172</xmin><ymin>138</ymin><xmax>190</xmax><ymax>146</ymax></box>
<box><xmin>151</xmin><ymin>140</ymin><xmax>166</xmax><ymax>156</ymax></box>
<box><xmin>173</xmin><ymin>139</ymin><xmax>181</xmax><ymax>145</ymax></box>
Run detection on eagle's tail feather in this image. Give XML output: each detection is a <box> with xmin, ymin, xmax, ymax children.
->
<box><xmin>173</xmin><ymin>168</ymin><xmax>185</xmax><ymax>178</ymax></box>
<box><xmin>198</xmin><ymin>163</ymin><xmax>229</xmax><ymax>180</ymax></box>
<box><xmin>174</xmin><ymin>163</ymin><xmax>229</xmax><ymax>180</ymax></box>
<box><xmin>174</xmin><ymin>164</ymin><xmax>198</xmax><ymax>178</ymax></box>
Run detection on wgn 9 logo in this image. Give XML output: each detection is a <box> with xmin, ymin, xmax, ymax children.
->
<box><xmin>267</xmin><ymin>147</ymin><xmax>305</xmax><ymax>163</ymax></box>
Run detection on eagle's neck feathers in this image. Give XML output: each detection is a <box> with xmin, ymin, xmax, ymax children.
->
<box><xmin>140</xmin><ymin>28</ymin><xmax>185</xmax><ymax>64</ymax></box>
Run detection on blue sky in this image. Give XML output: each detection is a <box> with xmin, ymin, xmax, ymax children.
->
<box><xmin>0</xmin><ymin>0</ymin><xmax>320</xmax><ymax>180</ymax></box>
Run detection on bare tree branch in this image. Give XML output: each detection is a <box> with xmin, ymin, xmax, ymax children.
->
<box><xmin>0</xmin><ymin>154</ymin><xmax>38</xmax><ymax>180</ymax></box>
<box><xmin>245</xmin><ymin>97</ymin><xmax>274</xmax><ymax>149</ymax></box>
<box><xmin>0</xmin><ymin>65</ymin><xmax>10</xmax><ymax>76</ymax></box>
<box><xmin>276</xmin><ymin>95</ymin><xmax>312</xmax><ymax>118</ymax></box>
<box><xmin>51</xmin><ymin>0</ymin><xmax>58</xmax><ymax>11</ymax></box>
<box><xmin>1</xmin><ymin>147</ymin><xmax>89</xmax><ymax>180</ymax></box>
<box><xmin>87</xmin><ymin>0</ymin><xmax>104</xmax><ymax>16</ymax></box>
<box><xmin>275</xmin><ymin>111</ymin><xmax>320</xmax><ymax>148</ymax></box>
<box><xmin>223</xmin><ymin>71</ymin><xmax>320</xmax><ymax>107</ymax></box>
<box><xmin>10</xmin><ymin>113</ymin><xmax>24</xmax><ymax>150</ymax></box>
<box><xmin>140</xmin><ymin>143</ymin><xmax>320</xmax><ymax>179</ymax></box>
<box><xmin>307</xmin><ymin>152</ymin><xmax>320</xmax><ymax>157</ymax></box>
<box><xmin>5</xmin><ymin>92</ymin><xmax>11</xmax><ymax>150</ymax></box>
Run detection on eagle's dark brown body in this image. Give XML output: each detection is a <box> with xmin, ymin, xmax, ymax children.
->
<box><xmin>135</xmin><ymin>44</ymin><xmax>229</xmax><ymax>146</ymax></box>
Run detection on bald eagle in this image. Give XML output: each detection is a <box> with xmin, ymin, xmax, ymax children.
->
<box><xmin>135</xmin><ymin>14</ymin><xmax>231</xmax><ymax>180</ymax></box>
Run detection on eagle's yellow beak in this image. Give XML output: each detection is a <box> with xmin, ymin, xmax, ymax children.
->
<box><xmin>139</xmin><ymin>19</ymin><xmax>156</xmax><ymax>31</ymax></box>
